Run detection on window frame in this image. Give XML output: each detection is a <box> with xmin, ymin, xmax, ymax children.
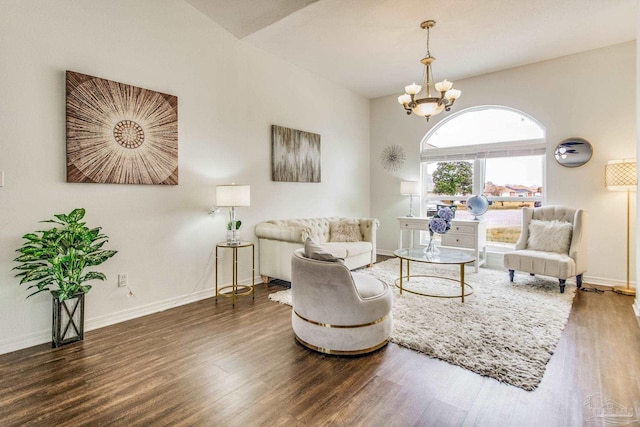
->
<box><xmin>419</xmin><ymin>106</ymin><xmax>547</xmax><ymax>246</ymax></box>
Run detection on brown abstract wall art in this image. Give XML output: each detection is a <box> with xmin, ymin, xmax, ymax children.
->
<box><xmin>271</xmin><ymin>125</ymin><xmax>321</xmax><ymax>183</ymax></box>
<box><xmin>66</xmin><ymin>71</ymin><xmax>178</xmax><ymax>185</ymax></box>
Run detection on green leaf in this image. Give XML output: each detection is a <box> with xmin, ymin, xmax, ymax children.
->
<box><xmin>14</xmin><ymin>253</ymin><xmax>47</xmax><ymax>262</ymax></box>
<box><xmin>26</xmin><ymin>288</ymin><xmax>48</xmax><ymax>299</ymax></box>
<box><xmin>21</xmin><ymin>233</ymin><xmax>42</xmax><ymax>243</ymax></box>
<box><xmin>81</xmin><ymin>272</ymin><xmax>106</xmax><ymax>282</ymax></box>
<box><xmin>227</xmin><ymin>220</ymin><xmax>242</xmax><ymax>230</ymax></box>
<box><xmin>16</xmin><ymin>246</ymin><xmax>47</xmax><ymax>255</ymax></box>
<box><xmin>68</xmin><ymin>208</ymin><xmax>86</xmax><ymax>223</ymax></box>
<box><xmin>32</xmin><ymin>277</ymin><xmax>55</xmax><ymax>289</ymax></box>
<box><xmin>84</xmin><ymin>250</ymin><xmax>118</xmax><ymax>266</ymax></box>
<box><xmin>88</xmin><ymin>240</ymin><xmax>107</xmax><ymax>252</ymax></box>
<box><xmin>16</xmin><ymin>264</ymin><xmax>50</xmax><ymax>275</ymax></box>
<box><xmin>12</xmin><ymin>262</ymin><xmax>48</xmax><ymax>271</ymax></box>
<box><xmin>19</xmin><ymin>269</ymin><xmax>52</xmax><ymax>284</ymax></box>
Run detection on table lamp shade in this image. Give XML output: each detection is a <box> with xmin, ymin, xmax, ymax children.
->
<box><xmin>216</xmin><ymin>185</ymin><xmax>250</xmax><ymax>207</ymax></box>
<box><xmin>605</xmin><ymin>160</ymin><xmax>637</xmax><ymax>191</ymax></box>
<box><xmin>400</xmin><ymin>181</ymin><xmax>420</xmax><ymax>195</ymax></box>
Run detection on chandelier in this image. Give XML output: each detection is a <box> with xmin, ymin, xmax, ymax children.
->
<box><xmin>398</xmin><ymin>20</ymin><xmax>461</xmax><ymax>121</ymax></box>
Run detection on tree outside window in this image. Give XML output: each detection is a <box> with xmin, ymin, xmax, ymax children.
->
<box><xmin>432</xmin><ymin>161</ymin><xmax>473</xmax><ymax>196</ymax></box>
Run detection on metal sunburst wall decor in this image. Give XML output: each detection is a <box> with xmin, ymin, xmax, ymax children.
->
<box><xmin>66</xmin><ymin>71</ymin><xmax>178</xmax><ymax>185</ymax></box>
<box><xmin>380</xmin><ymin>144</ymin><xmax>406</xmax><ymax>172</ymax></box>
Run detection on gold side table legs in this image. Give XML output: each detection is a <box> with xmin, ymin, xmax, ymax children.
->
<box><xmin>400</xmin><ymin>258</ymin><xmax>403</xmax><ymax>295</ymax></box>
<box><xmin>460</xmin><ymin>263</ymin><xmax>465</xmax><ymax>303</ymax></box>
<box><xmin>399</xmin><ymin>258</ymin><xmax>412</xmax><ymax>295</ymax></box>
<box><xmin>215</xmin><ymin>242</ymin><xmax>255</xmax><ymax>306</ymax></box>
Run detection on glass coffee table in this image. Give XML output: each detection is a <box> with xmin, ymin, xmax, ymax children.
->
<box><xmin>393</xmin><ymin>247</ymin><xmax>476</xmax><ymax>302</ymax></box>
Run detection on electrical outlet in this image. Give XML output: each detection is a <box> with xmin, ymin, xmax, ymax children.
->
<box><xmin>118</xmin><ymin>273</ymin><xmax>128</xmax><ymax>287</ymax></box>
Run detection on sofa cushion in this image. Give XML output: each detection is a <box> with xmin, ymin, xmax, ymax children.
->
<box><xmin>322</xmin><ymin>241</ymin><xmax>372</xmax><ymax>258</ymax></box>
<box><xmin>318</xmin><ymin>244</ymin><xmax>348</xmax><ymax>259</ymax></box>
<box><xmin>304</xmin><ymin>238</ymin><xmax>343</xmax><ymax>262</ymax></box>
<box><xmin>329</xmin><ymin>219</ymin><xmax>362</xmax><ymax>242</ymax></box>
<box><xmin>527</xmin><ymin>219</ymin><xmax>573</xmax><ymax>254</ymax></box>
<box><xmin>289</xmin><ymin>218</ymin><xmax>335</xmax><ymax>243</ymax></box>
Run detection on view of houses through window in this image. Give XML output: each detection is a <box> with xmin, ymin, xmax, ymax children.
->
<box><xmin>420</xmin><ymin>106</ymin><xmax>546</xmax><ymax>247</ymax></box>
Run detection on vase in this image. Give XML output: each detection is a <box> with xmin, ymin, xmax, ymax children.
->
<box><xmin>424</xmin><ymin>232</ymin><xmax>440</xmax><ymax>257</ymax></box>
<box><xmin>51</xmin><ymin>290</ymin><xmax>85</xmax><ymax>348</ymax></box>
<box><xmin>226</xmin><ymin>229</ymin><xmax>240</xmax><ymax>245</ymax></box>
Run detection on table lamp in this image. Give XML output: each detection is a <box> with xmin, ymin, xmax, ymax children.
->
<box><xmin>401</xmin><ymin>181</ymin><xmax>421</xmax><ymax>217</ymax></box>
<box><xmin>605</xmin><ymin>159</ymin><xmax>637</xmax><ymax>296</ymax></box>
<box><xmin>216</xmin><ymin>184</ymin><xmax>250</xmax><ymax>245</ymax></box>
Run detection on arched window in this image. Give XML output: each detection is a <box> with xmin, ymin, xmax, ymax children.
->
<box><xmin>420</xmin><ymin>106</ymin><xmax>546</xmax><ymax>246</ymax></box>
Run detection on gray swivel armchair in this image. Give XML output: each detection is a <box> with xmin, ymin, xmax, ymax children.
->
<box><xmin>291</xmin><ymin>249</ymin><xmax>392</xmax><ymax>355</ymax></box>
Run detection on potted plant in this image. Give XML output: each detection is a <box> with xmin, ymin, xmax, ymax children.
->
<box><xmin>227</xmin><ymin>219</ymin><xmax>241</xmax><ymax>244</ymax></box>
<box><xmin>13</xmin><ymin>208</ymin><xmax>117</xmax><ymax>347</ymax></box>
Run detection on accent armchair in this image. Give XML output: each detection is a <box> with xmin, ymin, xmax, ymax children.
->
<box><xmin>503</xmin><ymin>206</ymin><xmax>587</xmax><ymax>293</ymax></box>
<box><xmin>291</xmin><ymin>248</ymin><xmax>392</xmax><ymax>355</ymax></box>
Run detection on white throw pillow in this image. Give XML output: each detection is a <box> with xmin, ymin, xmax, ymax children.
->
<box><xmin>329</xmin><ymin>220</ymin><xmax>362</xmax><ymax>242</ymax></box>
<box><xmin>527</xmin><ymin>219</ymin><xmax>573</xmax><ymax>254</ymax></box>
<box><xmin>304</xmin><ymin>238</ymin><xmax>343</xmax><ymax>262</ymax></box>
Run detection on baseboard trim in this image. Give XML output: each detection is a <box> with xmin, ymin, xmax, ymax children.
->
<box><xmin>582</xmin><ymin>275</ymin><xmax>632</xmax><ymax>289</ymax></box>
<box><xmin>377</xmin><ymin>249</ymin><xmax>395</xmax><ymax>257</ymax></box>
<box><xmin>0</xmin><ymin>275</ymin><xmax>261</xmax><ymax>356</ymax></box>
<box><xmin>0</xmin><ymin>330</ymin><xmax>51</xmax><ymax>355</ymax></box>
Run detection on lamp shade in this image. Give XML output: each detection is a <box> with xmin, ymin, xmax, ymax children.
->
<box><xmin>216</xmin><ymin>184</ymin><xmax>250</xmax><ymax>206</ymax></box>
<box><xmin>605</xmin><ymin>160</ymin><xmax>637</xmax><ymax>191</ymax></box>
<box><xmin>400</xmin><ymin>181</ymin><xmax>420</xmax><ymax>195</ymax></box>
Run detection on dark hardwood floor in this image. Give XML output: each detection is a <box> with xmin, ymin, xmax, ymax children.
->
<box><xmin>1</xmin><ymin>270</ymin><xmax>639</xmax><ymax>426</ymax></box>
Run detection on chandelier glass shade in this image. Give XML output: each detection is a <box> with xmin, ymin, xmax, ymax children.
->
<box><xmin>398</xmin><ymin>20</ymin><xmax>461</xmax><ymax>122</ymax></box>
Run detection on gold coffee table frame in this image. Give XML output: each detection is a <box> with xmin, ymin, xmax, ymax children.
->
<box><xmin>215</xmin><ymin>241</ymin><xmax>255</xmax><ymax>306</ymax></box>
<box><xmin>393</xmin><ymin>247</ymin><xmax>476</xmax><ymax>302</ymax></box>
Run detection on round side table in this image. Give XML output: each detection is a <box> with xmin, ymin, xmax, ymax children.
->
<box><xmin>215</xmin><ymin>241</ymin><xmax>255</xmax><ymax>306</ymax></box>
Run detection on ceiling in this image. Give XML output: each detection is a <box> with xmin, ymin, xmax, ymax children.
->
<box><xmin>185</xmin><ymin>0</ymin><xmax>637</xmax><ymax>99</ymax></box>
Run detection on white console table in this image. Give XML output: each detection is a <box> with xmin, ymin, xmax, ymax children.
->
<box><xmin>397</xmin><ymin>216</ymin><xmax>487</xmax><ymax>272</ymax></box>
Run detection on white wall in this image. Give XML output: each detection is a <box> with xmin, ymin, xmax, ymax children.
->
<box><xmin>0</xmin><ymin>0</ymin><xmax>371</xmax><ymax>353</ymax></box>
<box><xmin>371</xmin><ymin>42</ymin><xmax>636</xmax><ymax>287</ymax></box>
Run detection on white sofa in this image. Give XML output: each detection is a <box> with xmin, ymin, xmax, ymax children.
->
<box><xmin>254</xmin><ymin>217</ymin><xmax>379</xmax><ymax>283</ymax></box>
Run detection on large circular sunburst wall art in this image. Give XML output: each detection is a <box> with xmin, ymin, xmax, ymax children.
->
<box><xmin>380</xmin><ymin>144</ymin><xmax>406</xmax><ymax>172</ymax></box>
<box><xmin>66</xmin><ymin>71</ymin><xmax>178</xmax><ymax>185</ymax></box>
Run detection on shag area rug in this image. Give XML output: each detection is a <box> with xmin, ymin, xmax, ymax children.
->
<box><xmin>268</xmin><ymin>258</ymin><xmax>575</xmax><ymax>391</ymax></box>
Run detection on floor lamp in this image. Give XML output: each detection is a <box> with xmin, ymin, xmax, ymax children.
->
<box><xmin>605</xmin><ymin>159</ymin><xmax>637</xmax><ymax>296</ymax></box>
<box><xmin>401</xmin><ymin>181</ymin><xmax>421</xmax><ymax>217</ymax></box>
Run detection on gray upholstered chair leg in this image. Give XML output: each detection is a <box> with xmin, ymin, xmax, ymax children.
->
<box><xmin>508</xmin><ymin>269</ymin><xmax>515</xmax><ymax>282</ymax></box>
<box><xmin>559</xmin><ymin>279</ymin><xmax>566</xmax><ymax>293</ymax></box>
<box><xmin>576</xmin><ymin>274</ymin><xmax>583</xmax><ymax>289</ymax></box>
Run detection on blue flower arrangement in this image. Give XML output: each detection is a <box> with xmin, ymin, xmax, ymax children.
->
<box><xmin>429</xmin><ymin>206</ymin><xmax>456</xmax><ymax>236</ymax></box>
<box><xmin>425</xmin><ymin>205</ymin><xmax>457</xmax><ymax>256</ymax></box>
